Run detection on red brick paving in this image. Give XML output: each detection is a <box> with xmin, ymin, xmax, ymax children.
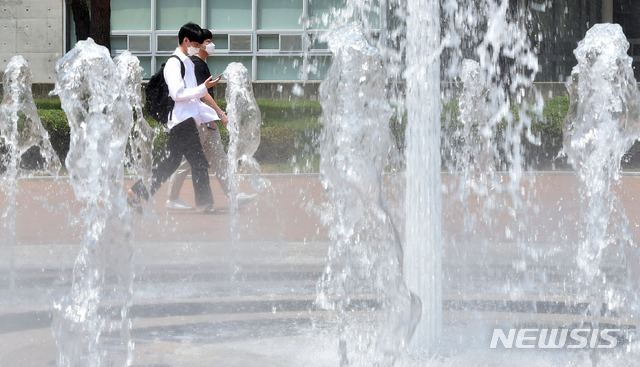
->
<box><xmin>3</xmin><ymin>175</ymin><xmax>327</xmax><ymax>245</ymax></box>
<box><xmin>3</xmin><ymin>172</ymin><xmax>640</xmax><ymax>245</ymax></box>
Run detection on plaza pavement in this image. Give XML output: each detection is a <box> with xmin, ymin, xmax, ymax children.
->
<box><xmin>2</xmin><ymin>172</ymin><xmax>640</xmax><ymax>365</ymax></box>
<box><xmin>5</xmin><ymin>171</ymin><xmax>640</xmax><ymax>246</ymax></box>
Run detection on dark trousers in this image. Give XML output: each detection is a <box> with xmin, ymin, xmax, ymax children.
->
<box><xmin>132</xmin><ymin>118</ymin><xmax>213</xmax><ymax>206</ymax></box>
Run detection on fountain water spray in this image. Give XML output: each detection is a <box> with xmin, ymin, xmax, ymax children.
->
<box><xmin>0</xmin><ymin>55</ymin><xmax>61</xmax><ymax>289</ymax></box>
<box><xmin>426</xmin><ymin>0</ymin><xmax>542</xmax><ymax>354</ymax></box>
<box><xmin>223</xmin><ymin>62</ymin><xmax>265</xmax><ymax>277</ymax></box>
<box><xmin>316</xmin><ymin>24</ymin><xmax>420</xmax><ymax>365</ymax></box>
<box><xmin>316</xmin><ymin>0</ymin><xmax>543</xmax><ymax>359</ymax></box>
<box><xmin>224</xmin><ymin>61</ymin><xmax>263</xmax><ymax>212</ymax></box>
<box><xmin>451</xmin><ymin>60</ymin><xmax>495</xmax><ymax>197</ymax></box>
<box><xmin>50</xmin><ymin>38</ymin><xmax>135</xmax><ymax>366</ymax></box>
<box><xmin>402</xmin><ymin>0</ymin><xmax>444</xmax><ymax>354</ymax></box>
<box><xmin>116</xmin><ymin>51</ymin><xmax>155</xmax><ymax>188</ymax></box>
<box><xmin>441</xmin><ymin>0</ymin><xmax>542</xmax><ymax>225</ymax></box>
<box><xmin>0</xmin><ymin>56</ymin><xmax>61</xmax><ymax>175</ymax></box>
<box><xmin>563</xmin><ymin>23</ymin><xmax>640</xmax><ymax>363</ymax></box>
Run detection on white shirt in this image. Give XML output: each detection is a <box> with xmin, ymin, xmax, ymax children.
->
<box><xmin>164</xmin><ymin>48</ymin><xmax>220</xmax><ymax>130</ymax></box>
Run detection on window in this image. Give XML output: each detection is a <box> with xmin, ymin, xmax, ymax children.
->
<box><xmin>257</xmin><ymin>56</ymin><xmax>303</xmax><ymax>80</ymax></box>
<box><xmin>207</xmin><ymin>0</ymin><xmax>252</xmax><ymax>30</ymax></box>
<box><xmin>138</xmin><ymin>56</ymin><xmax>152</xmax><ymax>79</ymax></box>
<box><xmin>258</xmin><ymin>34</ymin><xmax>280</xmax><ymax>50</ymax></box>
<box><xmin>111</xmin><ymin>35</ymin><xmax>128</xmax><ymax>51</ymax></box>
<box><xmin>156</xmin><ymin>0</ymin><xmax>201</xmax><ymax>30</ymax></box>
<box><xmin>208</xmin><ymin>56</ymin><xmax>253</xmax><ymax>77</ymax></box>
<box><xmin>280</xmin><ymin>35</ymin><xmax>303</xmax><ymax>52</ymax></box>
<box><xmin>309</xmin><ymin>33</ymin><xmax>328</xmax><ymax>51</ymax></box>
<box><xmin>308</xmin><ymin>0</ymin><xmax>346</xmax><ymax>29</ymax></box>
<box><xmin>106</xmin><ymin>0</ymin><xmax>348</xmax><ymax>80</ymax></box>
<box><xmin>229</xmin><ymin>35</ymin><xmax>252</xmax><ymax>52</ymax></box>
<box><xmin>111</xmin><ymin>0</ymin><xmax>151</xmax><ymax>31</ymax></box>
<box><xmin>212</xmin><ymin>34</ymin><xmax>229</xmax><ymax>50</ymax></box>
<box><xmin>157</xmin><ymin>35</ymin><xmax>177</xmax><ymax>52</ymax></box>
<box><xmin>129</xmin><ymin>35</ymin><xmax>150</xmax><ymax>52</ymax></box>
<box><xmin>258</xmin><ymin>0</ymin><xmax>303</xmax><ymax>30</ymax></box>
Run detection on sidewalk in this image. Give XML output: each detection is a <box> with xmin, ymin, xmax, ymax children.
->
<box><xmin>4</xmin><ymin>171</ymin><xmax>640</xmax><ymax>244</ymax></box>
<box><xmin>3</xmin><ymin>174</ymin><xmax>328</xmax><ymax>245</ymax></box>
<box><xmin>4</xmin><ymin>171</ymin><xmax>640</xmax><ymax>274</ymax></box>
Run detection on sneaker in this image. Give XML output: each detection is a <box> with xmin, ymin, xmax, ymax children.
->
<box><xmin>200</xmin><ymin>204</ymin><xmax>219</xmax><ymax>214</ymax></box>
<box><xmin>127</xmin><ymin>196</ymin><xmax>143</xmax><ymax>214</ymax></box>
<box><xmin>127</xmin><ymin>190</ymin><xmax>143</xmax><ymax>214</ymax></box>
<box><xmin>166</xmin><ymin>199</ymin><xmax>194</xmax><ymax>210</ymax></box>
<box><xmin>235</xmin><ymin>193</ymin><xmax>257</xmax><ymax>207</ymax></box>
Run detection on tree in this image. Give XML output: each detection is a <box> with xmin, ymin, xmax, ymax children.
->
<box><xmin>67</xmin><ymin>0</ymin><xmax>111</xmax><ymax>51</ymax></box>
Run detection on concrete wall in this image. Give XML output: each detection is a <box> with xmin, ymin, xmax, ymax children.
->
<box><xmin>0</xmin><ymin>0</ymin><xmax>64</xmax><ymax>84</ymax></box>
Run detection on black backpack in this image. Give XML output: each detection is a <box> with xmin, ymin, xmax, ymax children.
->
<box><xmin>145</xmin><ymin>55</ymin><xmax>185</xmax><ymax>124</ymax></box>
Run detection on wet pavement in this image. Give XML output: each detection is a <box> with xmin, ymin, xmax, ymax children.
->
<box><xmin>2</xmin><ymin>172</ymin><xmax>640</xmax><ymax>365</ymax></box>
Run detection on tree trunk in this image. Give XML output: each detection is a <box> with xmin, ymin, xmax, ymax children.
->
<box><xmin>90</xmin><ymin>0</ymin><xmax>111</xmax><ymax>51</ymax></box>
<box><xmin>68</xmin><ymin>0</ymin><xmax>90</xmax><ymax>42</ymax></box>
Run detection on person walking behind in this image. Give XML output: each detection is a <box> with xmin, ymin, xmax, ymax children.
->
<box><xmin>127</xmin><ymin>22</ymin><xmax>218</xmax><ymax>213</ymax></box>
<box><xmin>165</xmin><ymin>28</ymin><xmax>256</xmax><ymax>210</ymax></box>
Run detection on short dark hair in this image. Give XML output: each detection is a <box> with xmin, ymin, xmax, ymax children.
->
<box><xmin>178</xmin><ymin>22</ymin><xmax>202</xmax><ymax>45</ymax></box>
<box><xmin>201</xmin><ymin>29</ymin><xmax>213</xmax><ymax>41</ymax></box>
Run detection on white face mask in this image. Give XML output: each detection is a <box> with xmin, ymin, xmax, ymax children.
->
<box><xmin>187</xmin><ymin>41</ymin><xmax>199</xmax><ymax>56</ymax></box>
<box><xmin>205</xmin><ymin>43</ymin><xmax>216</xmax><ymax>55</ymax></box>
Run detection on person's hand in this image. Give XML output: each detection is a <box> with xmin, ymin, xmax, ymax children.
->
<box><xmin>204</xmin><ymin>76</ymin><xmax>216</xmax><ymax>89</ymax></box>
<box><xmin>219</xmin><ymin>112</ymin><xmax>229</xmax><ymax>126</ymax></box>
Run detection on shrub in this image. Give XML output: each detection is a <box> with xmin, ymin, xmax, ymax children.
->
<box><xmin>527</xmin><ymin>94</ymin><xmax>569</xmax><ymax>167</ymax></box>
<box><xmin>35</xmin><ymin>98</ymin><xmax>62</xmax><ymax>110</ymax></box>
<box><xmin>255</xmin><ymin>125</ymin><xmax>319</xmax><ymax>163</ymax></box>
<box><xmin>435</xmin><ymin>95</ymin><xmax>571</xmax><ymax>170</ymax></box>
<box><xmin>144</xmin><ymin>100</ymin><xmax>321</xmax><ymax>165</ymax></box>
<box><xmin>38</xmin><ymin>109</ymin><xmax>70</xmax><ymax>163</ymax></box>
<box><xmin>19</xmin><ymin>94</ymin><xmax>581</xmax><ymax>172</ymax></box>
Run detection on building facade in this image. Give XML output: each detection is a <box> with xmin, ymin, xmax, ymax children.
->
<box><xmin>87</xmin><ymin>0</ymin><xmax>349</xmax><ymax>81</ymax></box>
<box><xmin>1</xmin><ymin>0</ymin><xmax>638</xmax><ymax>85</ymax></box>
<box><xmin>533</xmin><ymin>0</ymin><xmax>640</xmax><ymax>81</ymax></box>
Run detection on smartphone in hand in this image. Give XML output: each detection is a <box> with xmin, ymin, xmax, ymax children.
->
<box><xmin>204</xmin><ymin>75</ymin><xmax>216</xmax><ymax>89</ymax></box>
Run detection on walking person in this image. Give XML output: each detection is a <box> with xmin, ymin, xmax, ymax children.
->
<box><xmin>165</xmin><ymin>28</ymin><xmax>256</xmax><ymax>210</ymax></box>
<box><xmin>127</xmin><ymin>22</ymin><xmax>218</xmax><ymax>213</ymax></box>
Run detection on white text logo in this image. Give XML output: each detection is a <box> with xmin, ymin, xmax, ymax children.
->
<box><xmin>490</xmin><ymin>328</ymin><xmax>621</xmax><ymax>349</ymax></box>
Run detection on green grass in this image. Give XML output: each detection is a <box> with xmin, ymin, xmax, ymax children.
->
<box><xmin>257</xmin><ymin>100</ymin><xmax>322</xmax><ymax>129</ymax></box>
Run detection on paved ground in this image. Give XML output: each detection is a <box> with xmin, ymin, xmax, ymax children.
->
<box><xmin>2</xmin><ymin>172</ymin><xmax>640</xmax><ymax>366</ymax></box>
<box><xmin>3</xmin><ymin>174</ymin><xmax>327</xmax><ymax>245</ymax></box>
<box><xmin>4</xmin><ymin>171</ymin><xmax>640</xmax><ymax>245</ymax></box>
